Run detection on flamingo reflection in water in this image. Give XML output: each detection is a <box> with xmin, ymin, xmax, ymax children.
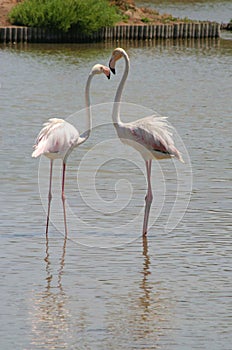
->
<box><xmin>30</xmin><ymin>232</ymin><xmax>69</xmax><ymax>348</ymax></box>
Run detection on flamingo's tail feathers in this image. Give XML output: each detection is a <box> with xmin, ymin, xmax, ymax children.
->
<box><xmin>32</xmin><ymin>148</ymin><xmax>41</xmax><ymax>158</ymax></box>
<box><xmin>168</xmin><ymin>143</ymin><xmax>184</xmax><ymax>163</ymax></box>
<box><xmin>178</xmin><ymin>154</ymin><xmax>184</xmax><ymax>163</ymax></box>
<box><xmin>32</xmin><ymin>141</ymin><xmax>47</xmax><ymax>158</ymax></box>
<box><xmin>174</xmin><ymin>149</ymin><xmax>184</xmax><ymax>163</ymax></box>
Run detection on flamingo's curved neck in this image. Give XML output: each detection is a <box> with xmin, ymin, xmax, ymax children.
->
<box><xmin>79</xmin><ymin>73</ymin><xmax>93</xmax><ymax>143</ymax></box>
<box><xmin>112</xmin><ymin>51</ymin><xmax>130</xmax><ymax>126</ymax></box>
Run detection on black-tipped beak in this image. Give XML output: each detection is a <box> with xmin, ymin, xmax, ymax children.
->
<box><xmin>110</xmin><ymin>67</ymin><xmax>116</xmax><ymax>75</ymax></box>
<box><xmin>107</xmin><ymin>72</ymin><xmax>111</xmax><ymax>80</ymax></box>
<box><xmin>109</xmin><ymin>58</ymin><xmax>116</xmax><ymax>74</ymax></box>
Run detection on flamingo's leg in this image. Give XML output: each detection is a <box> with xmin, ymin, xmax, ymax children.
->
<box><xmin>46</xmin><ymin>159</ymin><xmax>53</xmax><ymax>235</ymax></box>
<box><xmin>142</xmin><ymin>160</ymin><xmax>153</xmax><ymax>236</ymax></box>
<box><xmin>61</xmin><ymin>162</ymin><xmax>68</xmax><ymax>236</ymax></box>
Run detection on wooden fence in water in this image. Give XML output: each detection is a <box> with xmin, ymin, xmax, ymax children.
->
<box><xmin>0</xmin><ymin>23</ymin><xmax>221</xmax><ymax>43</ymax></box>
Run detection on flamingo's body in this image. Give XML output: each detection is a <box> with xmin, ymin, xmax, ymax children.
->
<box><xmin>32</xmin><ymin>118</ymin><xmax>80</xmax><ymax>160</ymax></box>
<box><xmin>114</xmin><ymin>115</ymin><xmax>182</xmax><ymax>162</ymax></box>
<box><xmin>32</xmin><ymin>64</ymin><xmax>110</xmax><ymax>235</ymax></box>
<box><xmin>109</xmin><ymin>48</ymin><xmax>183</xmax><ymax>236</ymax></box>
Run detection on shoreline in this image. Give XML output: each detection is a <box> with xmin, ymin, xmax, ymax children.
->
<box><xmin>1</xmin><ymin>0</ymin><xmax>231</xmax><ymax>44</ymax></box>
<box><xmin>0</xmin><ymin>22</ymin><xmax>222</xmax><ymax>43</ymax></box>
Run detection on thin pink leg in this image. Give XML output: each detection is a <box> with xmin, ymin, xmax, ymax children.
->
<box><xmin>46</xmin><ymin>160</ymin><xmax>53</xmax><ymax>234</ymax></box>
<box><xmin>62</xmin><ymin>162</ymin><xmax>68</xmax><ymax>236</ymax></box>
<box><xmin>142</xmin><ymin>160</ymin><xmax>153</xmax><ymax>236</ymax></box>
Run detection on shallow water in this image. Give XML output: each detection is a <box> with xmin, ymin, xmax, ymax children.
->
<box><xmin>137</xmin><ymin>0</ymin><xmax>232</xmax><ymax>23</ymax></box>
<box><xmin>1</xmin><ymin>11</ymin><xmax>232</xmax><ymax>350</ymax></box>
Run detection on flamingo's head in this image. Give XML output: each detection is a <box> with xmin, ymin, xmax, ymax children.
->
<box><xmin>91</xmin><ymin>64</ymin><xmax>111</xmax><ymax>79</ymax></box>
<box><xmin>109</xmin><ymin>47</ymin><xmax>125</xmax><ymax>74</ymax></box>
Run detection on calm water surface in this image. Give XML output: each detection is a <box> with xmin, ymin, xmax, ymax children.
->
<box><xmin>137</xmin><ymin>0</ymin><xmax>232</xmax><ymax>23</ymax></box>
<box><xmin>1</xmin><ymin>9</ymin><xmax>232</xmax><ymax>350</ymax></box>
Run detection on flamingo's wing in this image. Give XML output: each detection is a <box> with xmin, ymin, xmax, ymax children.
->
<box><xmin>129</xmin><ymin>116</ymin><xmax>171</xmax><ymax>152</ymax></box>
<box><xmin>128</xmin><ymin>116</ymin><xmax>183</xmax><ymax>160</ymax></box>
<box><xmin>32</xmin><ymin>119</ymin><xmax>79</xmax><ymax>157</ymax></box>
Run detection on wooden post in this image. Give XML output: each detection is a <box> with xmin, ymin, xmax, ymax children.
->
<box><xmin>208</xmin><ymin>22</ymin><xmax>212</xmax><ymax>37</ymax></box>
<box><xmin>143</xmin><ymin>25</ymin><xmax>147</xmax><ymax>40</ymax></box>
<box><xmin>160</xmin><ymin>25</ymin><xmax>164</xmax><ymax>39</ymax></box>
<box><xmin>12</xmin><ymin>27</ymin><xmax>17</xmax><ymax>42</ymax></box>
<box><xmin>26</xmin><ymin>27</ymin><xmax>30</xmax><ymax>42</ymax></box>
<box><xmin>121</xmin><ymin>25</ymin><xmax>125</xmax><ymax>39</ymax></box>
<box><xmin>173</xmin><ymin>24</ymin><xmax>179</xmax><ymax>39</ymax></box>
<box><xmin>22</xmin><ymin>27</ymin><xmax>25</xmax><ymax>42</ymax></box>
<box><xmin>183</xmin><ymin>23</ymin><xmax>188</xmax><ymax>39</ymax></box>
<box><xmin>212</xmin><ymin>23</ymin><xmax>216</xmax><ymax>37</ymax></box>
<box><xmin>152</xmin><ymin>25</ymin><xmax>156</xmax><ymax>39</ymax></box>
<box><xmin>195</xmin><ymin>23</ymin><xmax>200</xmax><ymax>38</ymax></box>
<box><xmin>135</xmin><ymin>25</ymin><xmax>139</xmax><ymax>40</ymax></box>
<box><xmin>164</xmin><ymin>25</ymin><xmax>168</xmax><ymax>39</ymax></box>
<box><xmin>18</xmin><ymin>27</ymin><xmax>23</xmax><ymax>42</ymax></box>
<box><xmin>0</xmin><ymin>28</ymin><xmax>5</xmax><ymax>42</ymax></box>
<box><xmin>138</xmin><ymin>25</ymin><xmax>142</xmax><ymax>40</ymax></box>
<box><xmin>128</xmin><ymin>25</ymin><xmax>132</xmax><ymax>40</ymax></box>
<box><xmin>206</xmin><ymin>23</ymin><xmax>209</xmax><ymax>37</ymax></box>
<box><xmin>116</xmin><ymin>26</ymin><xmax>120</xmax><ymax>40</ymax></box>
<box><xmin>124</xmin><ymin>25</ymin><xmax>128</xmax><ymax>40</ymax></box>
<box><xmin>156</xmin><ymin>25</ymin><xmax>160</xmax><ymax>38</ymax></box>
<box><xmin>6</xmin><ymin>27</ymin><xmax>11</xmax><ymax>42</ymax></box>
<box><xmin>148</xmin><ymin>25</ymin><xmax>151</xmax><ymax>39</ymax></box>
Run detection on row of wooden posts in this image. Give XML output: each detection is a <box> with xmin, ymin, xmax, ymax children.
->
<box><xmin>0</xmin><ymin>23</ymin><xmax>221</xmax><ymax>43</ymax></box>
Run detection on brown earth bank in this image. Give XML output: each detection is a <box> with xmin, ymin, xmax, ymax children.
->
<box><xmin>0</xmin><ymin>0</ymin><xmax>20</xmax><ymax>26</ymax></box>
<box><xmin>110</xmin><ymin>0</ymin><xmax>177</xmax><ymax>25</ymax></box>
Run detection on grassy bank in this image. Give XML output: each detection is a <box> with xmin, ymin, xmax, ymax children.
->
<box><xmin>1</xmin><ymin>0</ymin><xmax>191</xmax><ymax>28</ymax></box>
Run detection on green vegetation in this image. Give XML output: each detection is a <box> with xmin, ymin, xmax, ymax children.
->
<box><xmin>8</xmin><ymin>0</ymin><xmax>122</xmax><ymax>33</ymax></box>
<box><xmin>141</xmin><ymin>17</ymin><xmax>149</xmax><ymax>24</ymax></box>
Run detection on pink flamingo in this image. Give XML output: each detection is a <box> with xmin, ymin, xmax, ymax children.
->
<box><xmin>32</xmin><ymin>64</ymin><xmax>110</xmax><ymax>235</ymax></box>
<box><xmin>109</xmin><ymin>48</ymin><xmax>183</xmax><ymax>236</ymax></box>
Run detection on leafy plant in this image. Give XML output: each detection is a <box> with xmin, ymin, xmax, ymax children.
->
<box><xmin>141</xmin><ymin>17</ymin><xmax>150</xmax><ymax>23</ymax></box>
<box><xmin>9</xmin><ymin>0</ymin><xmax>122</xmax><ymax>33</ymax></box>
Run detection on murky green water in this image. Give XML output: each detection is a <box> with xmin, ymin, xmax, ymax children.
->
<box><xmin>1</xmin><ymin>3</ymin><xmax>232</xmax><ymax>349</ymax></box>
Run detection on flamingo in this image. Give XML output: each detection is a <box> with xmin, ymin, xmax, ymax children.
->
<box><xmin>109</xmin><ymin>48</ymin><xmax>183</xmax><ymax>236</ymax></box>
<box><xmin>32</xmin><ymin>64</ymin><xmax>110</xmax><ymax>235</ymax></box>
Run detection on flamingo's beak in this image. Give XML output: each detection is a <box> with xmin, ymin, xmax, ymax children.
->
<box><xmin>109</xmin><ymin>57</ymin><xmax>116</xmax><ymax>74</ymax></box>
<box><xmin>103</xmin><ymin>66</ymin><xmax>111</xmax><ymax>79</ymax></box>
